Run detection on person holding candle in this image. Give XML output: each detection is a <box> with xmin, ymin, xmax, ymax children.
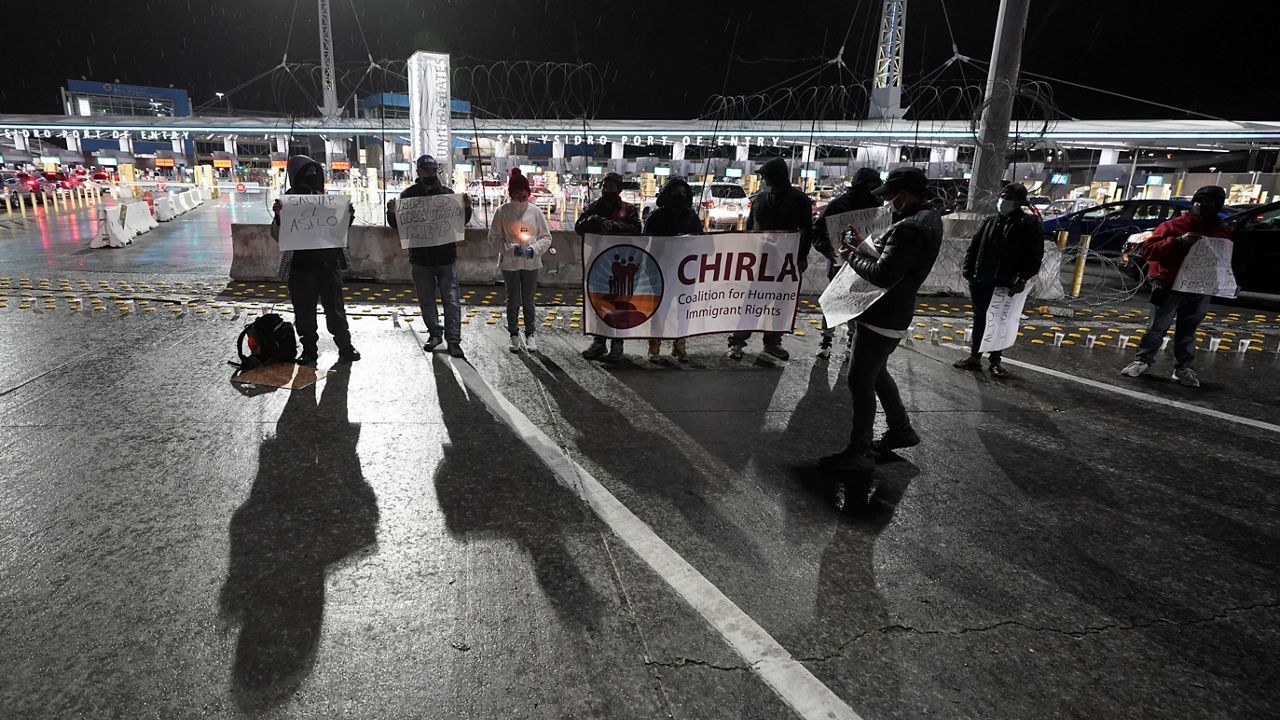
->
<box><xmin>489</xmin><ymin>168</ymin><xmax>553</xmax><ymax>352</ymax></box>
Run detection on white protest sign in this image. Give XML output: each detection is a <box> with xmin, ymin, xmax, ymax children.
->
<box><xmin>824</xmin><ymin>205</ymin><xmax>891</xmax><ymax>250</ymax></box>
<box><xmin>819</xmin><ymin>262</ymin><xmax>892</xmax><ymax>327</ymax></box>
<box><xmin>1171</xmin><ymin>236</ymin><xmax>1237</xmax><ymax>298</ymax></box>
<box><xmin>395</xmin><ymin>194</ymin><xmax>466</xmax><ymax>248</ymax></box>
<box><xmin>978</xmin><ymin>287</ymin><xmax>1029</xmax><ymax>353</ymax></box>
<box><xmin>582</xmin><ymin>231</ymin><xmax>803</xmax><ymax>338</ymax></box>
<box><xmin>277</xmin><ymin>194</ymin><xmax>351</xmax><ymax>251</ymax></box>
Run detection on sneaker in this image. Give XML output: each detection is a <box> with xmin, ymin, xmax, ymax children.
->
<box><xmin>338</xmin><ymin>347</ymin><xmax>361</xmax><ymax>362</ymax></box>
<box><xmin>818</xmin><ymin>447</ymin><xmax>875</xmax><ymax>473</ymax></box>
<box><xmin>524</xmin><ymin>334</ymin><xmax>538</xmax><ymax>353</ymax></box>
<box><xmin>297</xmin><ymin>351</ymin><xmax>318</xmax><ymax>367</ymax></box>
<box><xmin>672</xmin><ymin>341</ymin><xmax>689</xmax><ymax>363</ymax></box>
<box><xmin>953</xmin><ymin>356</ymin><xmax>982</xmax><ymax>371</ymax></box>
<box><xmin>423</xmin><ymin>335</ymin><xmax>444</xmax><ymax>352</ymax></box>
<box><xmin>873</xmin><ymin>427</ymin><xmax>921</xmax><ymax>452</ymax></box>
<box><xmin>582</xmin><ymin>339</ymin><xmax>608</xmax><ymax>360</ymax></box>
<box><xmin>989</xmin><ymin>363</ymin><xmax>1011</xmax><ymax>379</ymax></box>
<box><xmin>447</xmin><ymin>342</ymin><xmax>465</xmax><ymax>359</ymax></box>
<box><xmin>1120</xmin><ymin>360</ymin><xmax>1150</xmax><ymax>378</ymax></box>
<box><xmin>817</xmin><ymin>340</ymin><xmax>832</xmax><ymax>360</ymax></box>
<box><xmin>763</xmin><ymin>345</ymin><xmax>790</xmax><ymax>361</ymax></box>
<box><xmin>605</xmin><ymin>343</ymin><xmax>624</xmax><ymax>364</ymax></box>
<box><xmin>509</xmin><ymin>335</ymin><xmax>524</xmax><ymax>353</ymax></box>
<box><xmin>648</xmin><ymin>340</ymin><xmax>662</xmax><ymax>363</ymax></box>
<box><xmin>1173</xmin><ymin>366</ymin><xmax>1200</xmax><ymax>388</ymax></box>
<box><xmin>727</xmin><ymin>345</ymin><xmax>745</xmax><ymax>360</ymax></box>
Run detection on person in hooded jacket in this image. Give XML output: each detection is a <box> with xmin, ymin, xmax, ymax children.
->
<box><xmin>386</xmin><ymin>154</ymin><xmax>473</xmax><ymax>359</ymax></box>
<box><xmin>488</xmin><ymin>168</ymin><xmax>553</xmax><ymax>353</ymax></box>
<box><xmin>642</xmin><ymin>177</ymin><xmax>703</xmax><ymax>362</ymax></box>
<box><xmin>811</xmin><ymin>167</ymin><xmax>884</xmax><ymax>358</ymax></box>
<box><xmin>820</xmin><ymin>167</ymin><xmax>943</xmax><ymax>474</ymax></box>
<box><xmin>727</xmin><ymin>157</ymin><xmax>812</xmax><ymax>361</ymax></box>
<box><xmin>270</xmin><ymin>155</ymin><xmax>359</xmax><ymax>366</ymax></box>
<box><xmin>954</xmin><ymin>182</ymin><xmax>1043</xmax><ymax>378</ymax></box>
<box><xmin>577</xmin><ymin>172</ymin><xmax>642</xmax><ymax>363</ymax></box>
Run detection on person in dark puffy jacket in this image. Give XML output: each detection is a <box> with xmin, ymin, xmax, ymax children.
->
<box><xmin>811</xmin><ymin>167</ymin><xmax>884</xmax><ymax>358</ymax></box>
<box><xmin>270</xmin><ymin>155</ymin><xmax>359</xmax><ymax>366</ymax></box>
<box><xmin>578</xmin><ymin>173</ymin><xmax>642</xmax><ymax>363</ymax></box>
<box><xmin>820</xmin><ymin>167</ymin><xmax>942</xmax><ymax>474</ymax></box>
<box><xmin>727</xmin><ymin>157</ymin><xmax>812</xmax><ymax>361</ymax></box>
<box><xmin>386</xmin><ymin>154</ymin><xmax>473</xmax><ymax>359</ymax></box>
<box><xmin>642</xmin><ymin>177</ymin><xmax>703</xmax><ymax>362</ymax></box>
<box><xmin>954</xmin><ymin>182</ymin><xmax>1043</xmax><ymax>377</ymax></box>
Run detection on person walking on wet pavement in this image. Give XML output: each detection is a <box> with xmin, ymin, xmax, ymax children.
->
<box><xmin>820</xmin><ymin>167</ymin><xmax>943</xmax><ymax>473</ymax></box>
<box><xmin>954</xmin><ymin>182</ymin><xmax>1043</xmax><ymax>378</ymax></box>
<box><xmin>489</xmin><ymin>168</ymin><xmax>552</xmax><ymax>353</ymax></box>
<box><xmin>726</xmin><ymin>158</ymin><xmax>812</xmax><ymax>361</ymax></box>
<box><xmin>577</xmin><ymin>172</ymin><xmax>642</xmax><ymax>363</ymax></box>
<box><xmin>387</xmin><ymin>154</ymin><xmax>473</xmax><ymax>359</ymax></box>
<box><xmin>271</xmin><ymin>155</ymin><xmax>359</xmax><ymax>366</ymax></box>
<box><xmin>1120</xmin><ymin>185</ymin><xmax>1231</xmax><ymax>388</ymax></box>
<box><xmin>642</xmin><ymin>177</ymin><xmax>703</xmax><ymax>363</ymax></box>
<box><xmin>811</xmin><ymin>167</ymin><xmax>884</xmax><ymax>359</ymax></box>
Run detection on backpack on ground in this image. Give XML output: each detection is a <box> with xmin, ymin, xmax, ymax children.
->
<box><xmin>231</xmin><ymin>313</ymin><xmax>297</xmax><ymax>368</ymax></box>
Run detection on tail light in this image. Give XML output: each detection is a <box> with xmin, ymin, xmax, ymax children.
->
<box><xmin>701</xmin><ymin>200</ymin><xmax>714</xmax><ymax>208</ymax></box>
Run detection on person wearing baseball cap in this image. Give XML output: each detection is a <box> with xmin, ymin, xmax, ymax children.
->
<box><xmin>1120</xmin><ymin>185</ymin><xmax>1230</xmax><ymax>387</ymax></box>
<box><xmin>820</xmin><ymin>166</ymin><xmax>942</xmax><ymax>474</ymax></box>
<box><xmin>387</xmin><ymin>154</ymin><xmax>472</xmax><ymax>359</ymax></box>
<box><xmin>954</xmin><ymin>182</ymin><xmax>1044</xmax><ymax>378</ymax></box>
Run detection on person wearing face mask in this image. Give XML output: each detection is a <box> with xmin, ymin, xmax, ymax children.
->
<box><xmin>1120</xmin><ymin>185</ymin><xmax>1230</xmax><ymax>388</ymax></box>
<box><xmin>270</xmin><ymin>155</ymin><xmax>359</xmax><ymax>366</ymax></box>
<box><xmin>819</xmin><ymin>167</ymin><xmax>942</xmax><ymax>474</ymax></box>
<box><xmin>954</xmin><ymin>182</ymin><xmax>1044</xmax><ymax>378</ymax></box>
<box><xmin>577</xmin><ymin>172</ymin><xmax>642</xmax><ymax>363</ymax></box>
<box><xmin>489</xmin><ymin>168</ymin><xmax>553</xmax><ymax>353</ymax></box>
<box><xmin>811</xmin><ymin>167</ymin><xmax>885</xmax><ymax>359</ymax></box>
<box><xmin>387</xmin><ymin>155</ymin><xmax>473</xmax><ymax>359</ymax></box>
<box><xmin>727</xmin><ymin>157</ymin><xmax>813</xmax><ymax>361</ymax></box>
<box><xmin>642</xmin><ymin>177</ymin><xmax>704</xmax><ymax>362</ymax></box>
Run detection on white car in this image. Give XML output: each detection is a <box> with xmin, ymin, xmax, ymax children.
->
<box><xmin>467</xmin><ymin>179</ymin><xmax>505</xmax><ymax>206</ymax></box>
<box><xmin>692</xmin><ymin>182</ymin><xmax>750</xmax><ymax>228</ymax></box>
<box><xmin>1042</xmin><ymin>197</ymin><xmax>1099</xmax><ymax>219</ymax></box>
<box><xmin>617</xmin><ymin>179</ymin><xmax>644</xmax><ymax>207</ymax></box>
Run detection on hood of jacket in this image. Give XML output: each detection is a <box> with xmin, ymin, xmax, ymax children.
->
<box><xmin>655</xmin><ymin>177</ymin><xmax>694</xmax><ymax>209</ymax></box>
<box><xmin>758</xmin><ymin>158</ymin><xmax>791</xmax><ymax>189</ymax></box>
<box><xmin>286</xmin><ymin>155</ymin><xmax>324</xmax><ymax>194</ymax></box>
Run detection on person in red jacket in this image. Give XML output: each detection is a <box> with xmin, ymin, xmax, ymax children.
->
<box><xmin>1120</xmin><ymin>185</ymin><xmax>1230</xmax><ymax>387</ymax></box>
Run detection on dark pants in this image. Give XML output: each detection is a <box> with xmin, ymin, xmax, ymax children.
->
<box><xmin>288</xmin><ymin>266</ymin><xmax>351</xmax><ymax>354</ymax></box>
<box><xmin>968</xmin><ymin>281</ymin><xmax>1003</xmax><ymax>362</ymax></box>
<box><xmin>848</xmin><ymin>326</ymin><xmax>910</xmax><ymax>451</ymax></box>
<box><xmin>412</xmin><ymin>262</ymin><xmax>462</xmax><ymax>344</ymax></box>
<box><xmin>728</xmin><ymin>331</ymin><xmax>784</xmax><ymax>348</ymax></box>
<box><xmin>1136</xmin><ymin>285</ymin><xmax>1211</xmax><ymax>368</ymax></box>
<box><xmin>503</xmin><ymin>269</ymin><xmax>540</xmax><ymax>337</ymax></box>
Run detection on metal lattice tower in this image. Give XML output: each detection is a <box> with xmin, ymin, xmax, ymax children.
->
<box><xmin>317</xmin><ymin>0</ymin><xmax>339</xmax><ymax>117</ymax></box>
<box><xmin>869</xmin><ymin>0</ymin><xmax>908</xmax><ymax>119</ymax></box>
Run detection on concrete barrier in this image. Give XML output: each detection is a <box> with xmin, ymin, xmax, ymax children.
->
<box><xmin>91</xmin><ymin>206</ymin><xmax>134</xmax><ymax>249</ymax></box>
<box><xmin>155</xmin><ymin>197</ymin><xmax>175</xmax><ymax>222</ymax></box>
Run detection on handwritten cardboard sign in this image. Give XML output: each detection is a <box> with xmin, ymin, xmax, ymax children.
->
<box><xmin>1172</xmin><ymin>236</ymin><xmax>1237</xmax><ymax>298</ymax></box>
<box><xmin>978</xmin><ymin>286</ymin><xmax>1029</xmax><ymax>353</ymax></box>
<box><xmin>824</xmin><ymin>205</ymin><xmax>891</xmax><ymax>249</ymax></box>
<box><xmin>277</xmin><ymin>194</ymin><xmax>351</xmax><ymax>251</ymax></box>
<box><xmin>395</xmin><ymin>194</ymin><xmax>467</xmax><ymax>248</ymax></box>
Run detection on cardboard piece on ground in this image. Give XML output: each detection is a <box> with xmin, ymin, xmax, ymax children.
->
<box><xmin>231</xmin><ymin>361</ymin><xmax>329</xmax><ymax>390</ymax></box>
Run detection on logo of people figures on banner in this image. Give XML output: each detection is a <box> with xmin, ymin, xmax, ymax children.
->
<box><xmin>587</xmin><ymin>245</ymin><xmax>664</xmax><ymax>329</ymax></box>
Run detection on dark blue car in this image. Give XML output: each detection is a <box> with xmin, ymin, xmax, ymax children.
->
<box><xmin>1041</xmin><ymin>199</ymin><xmax>1197</xmax><ymax>256</ymax></box>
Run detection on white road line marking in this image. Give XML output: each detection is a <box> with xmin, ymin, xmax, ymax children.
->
<box><xmin>929</xmin><ymin>340</ymin><xmax>1280</xmax><ymax>435</ymax></box>
<box><xmin>421</xmin><ymin>331</ymin><xmax>862</xmax><ymax>720</ymax></box>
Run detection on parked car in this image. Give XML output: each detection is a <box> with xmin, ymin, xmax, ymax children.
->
<box><xmin>1041</xmin><ymin>199</ymin><xmax>1205</xmax><ymax>255</ymax></box>
<box><xmin>810</xmin><ymin>185</ymin><xmax>840</xmax><ymax>219</ymax></box>
<box><xmin>530</xmin><ymin>187</ymin><xmax>558</xmax><ymax>214</ymax></box>
<box><xmin>466</xmin><ymin>179</ymin><xmax>505</xmax><ymax>205</ymax></box>
<box><xmin>691</xmin><ymin>182</ymin><xmax>750</xmax><ymax>229</ymax></box>
<box><xmin>1042</xmin><ymin>197</ymin><xmax>1099</xmax><ymax>219</ymax></box>
<box><xmin>1028</xmin><ymin>194</ymin><xmax>1052</xmax><ymax>214</ymax></box>
<box><xmin>1120</xmin><ymin>201</ymin><xmax>1280</xmax><ymax>294</ymax></box>
<box><xmin>5</xmin><ymin>172</ymin><xmax>45</xmax><ymax>203</ymax></box>
<box><xmin>617</xmin><ymin>179</ymin><xmax>644</xmax><ymax>207</ymax></box>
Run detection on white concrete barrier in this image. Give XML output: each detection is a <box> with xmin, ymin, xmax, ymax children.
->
<box><xmin>156</xmin><ymin>197</ymin><xmax>175</xmax><ymax>222</ymax></box>
<box><xmin>91</xmin><ymin>206</ymin><xmax>134</xmax><ymax>249</ymax></box>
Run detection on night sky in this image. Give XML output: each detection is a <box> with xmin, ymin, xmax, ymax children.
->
<box><xmin>4</xmin><ymin>0</ymin><xmax>1278</xmax><ymax>122</ymax></box>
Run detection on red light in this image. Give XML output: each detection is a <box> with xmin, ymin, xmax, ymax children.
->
<box><xmin>701</xmin><ymin>200</ymin><xmax>714</xmax><ymax>208</ymax></box>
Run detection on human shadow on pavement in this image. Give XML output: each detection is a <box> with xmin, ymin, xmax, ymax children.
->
<box><xmin>218</xmin><ymin>366</ymin><xmax>380</xmax><ymax>711</ymax></box>
<box><xmin>521</xmin><ymin>353</ymin><xmax>766</xmax><ymax>567</ymax></box>
<box><xmin>430</xmin><ymin>355</ymin><xmax>608</xmax><ymax>631</ymax></box>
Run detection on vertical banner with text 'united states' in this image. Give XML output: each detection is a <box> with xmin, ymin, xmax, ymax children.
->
<box><xmin>582</xmin><ymin>232</ymin><xmax>802</xmax><ymax>338</ymax></box>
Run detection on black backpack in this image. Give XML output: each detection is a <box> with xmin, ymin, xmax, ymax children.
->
<box><xmin>232</xmin><ymin>313</ymin><xmax>297</xmax><ymax>368</ymax></box>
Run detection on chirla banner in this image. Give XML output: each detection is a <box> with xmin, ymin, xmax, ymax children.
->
<box><xmin>978</xmin><ymin>287</ymin><xmax>1029</xmax><ymax>353</ymax></box>
<box><xmin>395</xmin><ymin>194</ymin><xmax>467</xmax><ymax>248</ymax></box>
<box><xmin>277</xmin><ymin>195</ymin><xmax>351</xmax><ymax>251</ymax></box>
<box><xmin>1171</xmin><ymin>236</ymin><xmax>1237</xmax><ymax>298</ymax></box>
<box><xmin>582</xmin><ymin>231</ymin><xmax>802</xmax><ymax>338</ymax></box>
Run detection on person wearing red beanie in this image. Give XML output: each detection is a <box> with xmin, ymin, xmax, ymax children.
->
<box><xmin>489</xmin><ymin>168</ymin><xmax>552</xmax><ymax>353</ymax></box>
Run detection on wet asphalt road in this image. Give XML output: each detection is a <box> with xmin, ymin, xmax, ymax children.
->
<box><xmin>0</xmin><ymin>203</ymin><xmax>1278</xmax><ymax>719</ymax></box>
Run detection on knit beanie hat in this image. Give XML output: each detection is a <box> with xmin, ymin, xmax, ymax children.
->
<box><xmin>508</xmin><ymin>168</ymin><xmax>531</xmax><ymax>195</ymax></box>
